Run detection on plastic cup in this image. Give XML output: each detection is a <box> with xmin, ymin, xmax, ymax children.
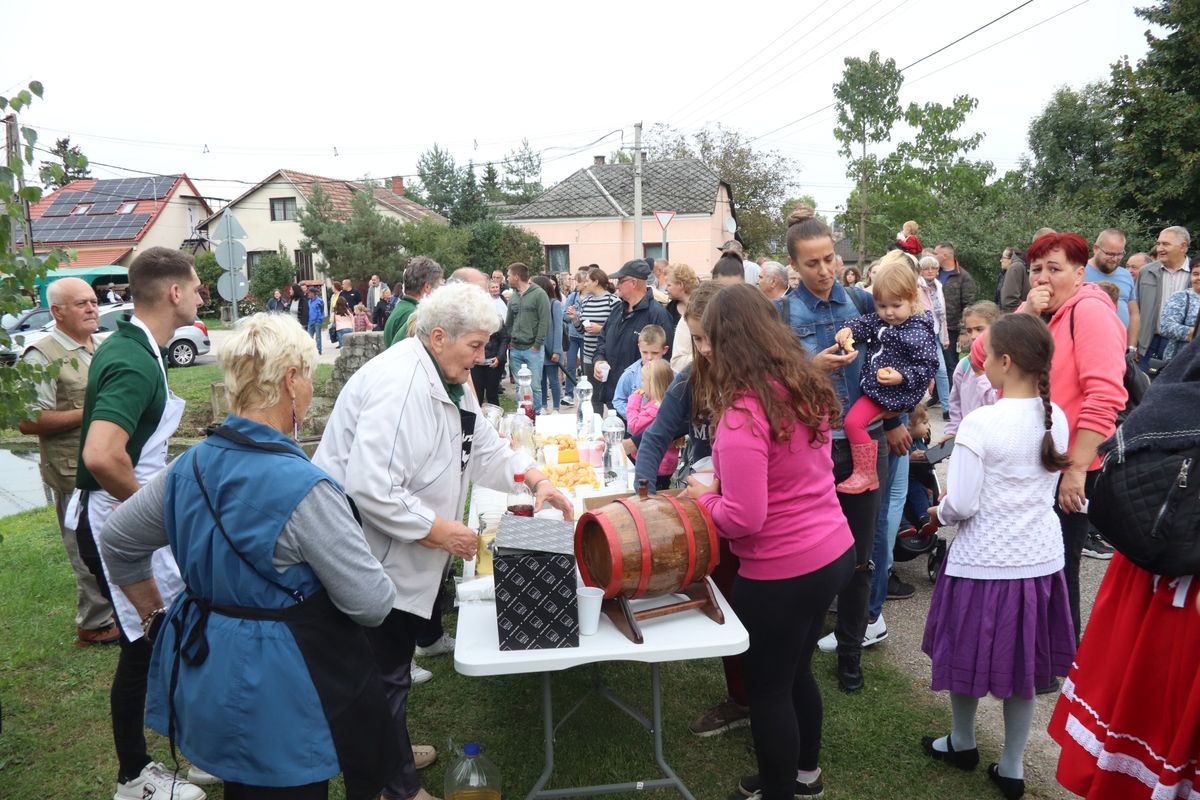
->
<box><xmin>692</xmin><ymin>471</ymin><xmax>716</xmax><ymax>487</ymax></box>
<box><xmin>577</xmin><ymin>587</ymin><xmax>605</xmax><ymax>636</ymax></box>
<box><xmin>543</xmin><ymin>443</ymin><xmax>559</xmax><ymax>466</ymax></box>
<box><xmin>596</xmin><ymin>362</ymin><xmax>611</xmax><ymax>382</ymax></box>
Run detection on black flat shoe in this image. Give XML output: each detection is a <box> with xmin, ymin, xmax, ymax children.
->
<box><xmin>920</xmin><ymin>735</ymin><xmax>979</xmax><ymax>771</ymax></box>
<box><xmin>987</xmin><ymin>764</ymin><xmax>1025</xmax><ymax>799</ymax></box>
<box><xmin>837</xmin><ymin>654</ymin><xmax>864</xmax><ymax>693</ymax></box>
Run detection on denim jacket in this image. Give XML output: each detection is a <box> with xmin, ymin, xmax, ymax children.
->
<box><xmin>787</xmin><ymin>282</ymin><xmax>877</xmax><ymax>438</ymax></box>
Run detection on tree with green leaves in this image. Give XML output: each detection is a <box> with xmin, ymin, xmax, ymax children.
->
<box><xmin>1107</xmin><ymin>0</ymin><xmax>1200</xmax><ymax>229</ymax></box>
<box><xmin>833</xmin><ymin>51</ymin><xmax>904</xmax><ymax>267</ymax></box>
<box><xmin>842</xmin><ymin>94</ymin><xmax>993</xmax><ymax>256</ymax></box>
<box><xmin>38</xmin><ymin>136</ymin><xmax>90</xmax><ymax>189</ymax></box>
<box><xmin>921</xmin><ymin>170</ymin><xmax>1150</xmax><ymax>297</ymax></box>
<box><xmin>451</xmin><ymin>162</ymin><xmax>489</xmax><ymax>226</ymax></box>
<box><xmin>481</xmin><ymin>162</ymin><xmax>503</xmax><ymax>203</ymax></box>
<box><xmin>1</xmin><ymin>80</ymin><xmax>66</xmax><ymax>428</ymax></box>
<box><xmin>415</xmin><ymin>144</ymin><xmax>460</xmax><ymax>219</ymax></box>
<box><xmin>645</xmin><ymin>123</ymin><xmax>799</xmax><ymax>258</ymax></box>
<box><xmin>248</xmin><ymin>244</ymin><xmax>297</xmax><ymax>304</ymax></box>
<box><xmin>501</xmin><ymin>138</ymin><xmax>543</xmax><ymax>205</ymax></box>
<box><xmin>296</xmin><ymin>183</ymin><xmax>406</xmax><ymax>285</ymax></box>
<box><xmin>1023</xmin><ymin>83</ymin><xmax>1116</xmax><ymax>209</ymax></box>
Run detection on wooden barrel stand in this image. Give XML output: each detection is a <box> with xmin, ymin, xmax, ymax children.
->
<box><xmin>575</xmin><ymin>483</ymin><xmax>725</xmax><ymax>644</ymax></box>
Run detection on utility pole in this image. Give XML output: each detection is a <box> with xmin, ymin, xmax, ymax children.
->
<box><xmin>857</xmin><ymin>132</ymin><xmax>868</xmax><ymax>270</ymax></box>
<box><xmin>4</xmin><ymin>114</ymin><xmax>33</xmax><ymax>255</ymax></box>
<box><xmin>632</xmin><ymin>121</ymin><xmax>643</xmax><ymax>260</ymax></box>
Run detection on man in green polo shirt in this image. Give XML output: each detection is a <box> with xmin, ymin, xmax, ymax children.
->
<box><xmin>383</xmin><ymin>256</ymin><xmax>445</xmax><ymax>347</ymax></box>
<box><xmin>70</xmin><ymin>246</ymin><xmax>207</xmax><ymax>800</ymax></box>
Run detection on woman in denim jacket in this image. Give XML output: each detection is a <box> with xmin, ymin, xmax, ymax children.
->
<box><xmin>782</xmin><ymin>204</ymin><xmax>910</xmax><ymax>693</ymax></box>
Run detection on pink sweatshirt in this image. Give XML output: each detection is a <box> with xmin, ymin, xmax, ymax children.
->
<box><xmin>1019</xmin><ymin>283</ymin><xmax>1127</xmax><ymax>470</ymax></box>
<box><xmin>698</xmin><ymin>390</ymin><xmax>853</xmax><ymax>581</ymax></box>
<box><xmin>626</xmin><ymin>393</ymin><xmax>680</xmax><ymax>476</ymax></box>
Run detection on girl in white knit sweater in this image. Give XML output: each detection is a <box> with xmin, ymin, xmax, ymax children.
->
<box><xmin>920</xmin><ymin>314</ymin><xmax>1076</xmax><ymax>800</ymax></box>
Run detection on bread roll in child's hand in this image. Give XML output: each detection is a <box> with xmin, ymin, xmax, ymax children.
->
<box><xmin>876</xmin><ymin>367</ymin><xmax>903</xmax><ymax>386</ymax></box>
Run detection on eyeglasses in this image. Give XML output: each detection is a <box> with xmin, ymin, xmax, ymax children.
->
<box><xmin>1097</xmin><ymin>248</ymin><xmax>1125</xmax><ymax>259</ymax></box>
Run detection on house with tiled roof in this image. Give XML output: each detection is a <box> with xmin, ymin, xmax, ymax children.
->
<box><xmin>502</xmin><ymin>157</ymin><xmax>739</xmax><ymax>273</ymax></box>
<box><xmin>24</xmin><ymin>175</ymin><xmax>211</xmax><ymax>268</ymax></box>
<box><xmin>197</xmin><ymin>170</ymin><xmax>446</xmax><ymax>283</ymax></box>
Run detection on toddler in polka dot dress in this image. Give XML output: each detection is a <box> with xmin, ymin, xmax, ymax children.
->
<box><xmin>834</xmin><ymin>253</ymin><xmax>941</xmax><ymax>494</ymax></box>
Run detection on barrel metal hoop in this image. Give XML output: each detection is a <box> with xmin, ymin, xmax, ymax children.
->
<box><xmin>616</xmin><ymin>497</ymin><xmax>653</xmax><ymax>598</ymax></box>
<box><xmin>577</xmin><ymin>512</ymin><xmax>623</xmax><ymax>599</ymax></box>
<box><xmin>693</xmin><ymin>497</ymin><xmax>720</xmax><ymax>572</ymax></box>
<box><xmin>659</xmin><ymin>494</ymin><xmax>698</xmax><ymax>587</ymax></box>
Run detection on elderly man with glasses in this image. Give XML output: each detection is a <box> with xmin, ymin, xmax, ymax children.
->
<box><xmin>1135</xmin><ymin>225</ymin><xmax>1192</xmax><ymax>371</ymax></box>
<box><xmin>592</xmin><ymin>259</ymin><xmax>675</xmax><ymax>414</ymax></box>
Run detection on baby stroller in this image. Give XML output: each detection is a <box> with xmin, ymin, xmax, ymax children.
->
<box><xmin>894</xmin><ymin>456</ymin><xmax>947</xmax><ymax>583</ymax></box>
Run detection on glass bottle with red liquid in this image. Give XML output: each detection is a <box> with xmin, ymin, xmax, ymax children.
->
<box><xmin>516</xmin><ymin>364</ymin><xmax>536</xmax><ymax>425</ymax></box>
<box><xmin>507</xmin><ymin>473</ymin><xmax>534</xmax><ymax>517</ymax></box>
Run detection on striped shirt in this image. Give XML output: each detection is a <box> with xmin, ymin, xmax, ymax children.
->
<box><xmin>577</xmin><ymin>291</ymin><xmax>619</xmax><ymax>362</ymax></box>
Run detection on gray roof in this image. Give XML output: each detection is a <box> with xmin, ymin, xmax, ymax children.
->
<box><xmin>509</xmin><ymin>159</ymin><xmax>726</xmax><ymax>220</ymax></box>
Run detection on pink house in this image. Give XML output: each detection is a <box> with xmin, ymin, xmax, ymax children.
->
<box><xmin>502</xmin><ymin>157</ymin><xmax>739</xmax><ymax>274</ymax></box>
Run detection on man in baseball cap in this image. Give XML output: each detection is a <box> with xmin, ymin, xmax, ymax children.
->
<box><xmin>717</xmin><ymin>240</ymin><xmax>758</xmax><ymax>284</ymax></box>
<box><xmin>593</xmin><ymin>259</ymin><xmax>674</xmax><ymax>410</ymax></box>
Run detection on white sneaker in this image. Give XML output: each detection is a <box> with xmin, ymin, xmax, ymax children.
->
<box><xmin>816</xmin><ymin>614</ymin><xmax>887</xmax><ymax>653</ymax></box>
<box><xmin>863</xmin><ymin>614</ymin><xmax>888</xmax><ymax>647</ymax></box>
<box><xmin>411</xmin><ymin>660</ymin><xmax>433</xmax><ymax>684</ymax></box>
<box><xmin>186</xmin><ymin>765</ymin><xmax>220</xmax><ymax>786</ymax></box>
<box><xmin>414</xmin><ymin>633</ymin><xmax>455</xmax><ymax>657</ymax></box>
<box><xmin>114</xmin><ymin>762</ymin><xmax>206</xmax><ymax>800</ymax></box>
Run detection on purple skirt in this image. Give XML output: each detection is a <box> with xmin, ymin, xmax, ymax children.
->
<box><xmin>921</xmin><ymin>563</ymin><xmax>1076</xmax><ymax>700</ymax></box>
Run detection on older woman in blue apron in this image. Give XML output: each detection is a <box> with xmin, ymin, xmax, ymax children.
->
<box><xmin>100</xmin><ymin>313</ymin><xmax>399</xmax><ymax>800</ymax></box>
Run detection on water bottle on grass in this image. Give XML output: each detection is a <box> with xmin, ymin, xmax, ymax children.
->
<box><xmin>445</xmin><ymin>742</ymin><xmax>501</xmax><ymax>800</ymax></box>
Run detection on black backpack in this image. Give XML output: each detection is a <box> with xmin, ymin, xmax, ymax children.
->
<box><xmin>1089</xmin><ymin>429</ymin><xmax>1200</xmax><ymax>576</ymax></box>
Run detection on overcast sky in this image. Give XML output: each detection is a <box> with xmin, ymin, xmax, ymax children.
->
<box><xmin>4</xmin><ymin>0</ymin><xmax>1151</xmax><ymax>227</ymax></box>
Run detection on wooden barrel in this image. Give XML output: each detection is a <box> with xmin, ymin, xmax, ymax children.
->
<box><xmin>574</xmin><ymin>493</ymin><xmax>719</xmax><ymax>600</ymax></box>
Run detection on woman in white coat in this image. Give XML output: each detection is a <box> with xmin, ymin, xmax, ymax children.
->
<box><xmin>314</xmin><ymin>282</ymin><xmax>573</xmax><ymax>800</ymax></box>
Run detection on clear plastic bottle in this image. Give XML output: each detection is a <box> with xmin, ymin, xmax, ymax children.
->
<box><xmin>516</xmin><ymin>364</ymin><xmax>536</xmax><ymax>425</ymax></box>
<box><xmin>602</xmin><ymin>409</ymin><xmax>627</xmax><ymax>487</ymax></box>
<box><xmin>445</xmin><ymin>742</ymin><xmax>501</xmax><ymax>800</ymax></box>
<box><xmin>575</xmin><ymin>373</ymin><xmax>593</xmax><ymax>438</ymax></box>
<box><xmin>507</xmin><ymin>473</ymin><xmax>534</xmax><ymax>517</ymax></box>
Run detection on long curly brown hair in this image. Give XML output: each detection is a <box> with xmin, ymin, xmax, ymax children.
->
<box><xmin>695</xmin><ymin>284</ymin><xmax>840</xmax><ymax>443</ymax></box>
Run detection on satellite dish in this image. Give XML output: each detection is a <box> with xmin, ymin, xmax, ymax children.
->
<box><xmin>724</xmin><ymin>217</ymin><xmax>737</xmax><ymax>234</ymax></box>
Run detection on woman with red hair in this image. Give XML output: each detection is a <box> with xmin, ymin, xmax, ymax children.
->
<box><xmin>1019</xmin><ymin>232</ymin><xmax>1127</xmax><ymax>648</ymax></box>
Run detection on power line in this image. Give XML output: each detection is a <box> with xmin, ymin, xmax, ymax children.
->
<box><xmin>748</xmin><ymin>0</ymin><xmax>1056</xmax><ymax>144</ymax></box>
<box><xmin>700</xmin><ymin>0</ymin><xmax>915</xmax><ymax>131</ymax></box>
<box><xmin>667</xmin><ymin>0</ymin><xmax>864</xmax><ymax>124</ymax></box>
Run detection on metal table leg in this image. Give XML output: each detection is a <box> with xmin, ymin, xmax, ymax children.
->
<box><xmin>525</xmin><ymin>664</ymin><xmax>696</xmax><ymax>800</ymax></box>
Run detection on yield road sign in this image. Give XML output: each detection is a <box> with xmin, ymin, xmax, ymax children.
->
<box><xmin>653</xmin><ymin>211</ymin><xmax>675</xmax><ymax>230</ymax></box>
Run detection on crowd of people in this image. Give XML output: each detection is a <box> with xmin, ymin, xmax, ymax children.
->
<box><xmin>15</xmin><ymin>207</ymin><xmax>1200</xmax><ymax>800</ymax></box>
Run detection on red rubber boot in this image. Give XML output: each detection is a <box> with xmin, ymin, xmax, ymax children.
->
<box><xmin>836</xmin><ymin>442</ymin><xmax>880</xmax><ymax>494</ymax></box>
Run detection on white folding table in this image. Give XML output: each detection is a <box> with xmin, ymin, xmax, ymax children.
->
<box><xmin>454</xmin><ymin>586</ymin><xmax>748</xmax><ymax>800</ymax></box>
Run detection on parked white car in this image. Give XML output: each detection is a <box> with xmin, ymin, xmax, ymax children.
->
<box><xmin>0</xmin><ymin>303</ymin><xmax>210</xmax><ymax>367</ymax></box>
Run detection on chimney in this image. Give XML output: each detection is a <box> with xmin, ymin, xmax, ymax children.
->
<box><xmin>593</xmin><ymin>155</ymin><xmax>606</xmax><ymax>167</ymax></box>
<box><xmin>390</xmin><ymin>176</ymin><xmax>405</xmax><ymax>196</ymax></box>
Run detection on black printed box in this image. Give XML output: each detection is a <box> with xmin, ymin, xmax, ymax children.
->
<box><xmin>493</xmin><ymin>517</ymin><xmax>579</xmax><ymax>650</ymax></box>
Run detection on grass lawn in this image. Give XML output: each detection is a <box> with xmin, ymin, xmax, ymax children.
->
<box><xmin>0</xmin><ymin>504</ymin><xmax>1009</xmax><ymax>800</ymax></box>
<box><xmin>167</xmin><ymin>363</ymin><xmax>333</xmax><ymax>438</ymax></box>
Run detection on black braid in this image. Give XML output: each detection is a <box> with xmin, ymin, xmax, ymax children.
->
<box><xmin>1039</xmin><ymin>369</ymin><xmax>1071</xmax><ymax>471</ymax></box>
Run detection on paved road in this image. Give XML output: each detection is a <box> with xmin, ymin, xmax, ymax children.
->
<box><xmin>205</xmin><ymin>327</ymin><xmax>341</xmax><ymax>367</ymax></box>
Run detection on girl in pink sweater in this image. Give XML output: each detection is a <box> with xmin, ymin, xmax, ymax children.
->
<box><xmin>682</xmin><ymin>284</ymin><xmax>853</xmax><ymax>800</ymax></box>
<box><xmin>624</xmin><ymin>359</ymin><xmax>679</xmax><ymax>490</ymax></box>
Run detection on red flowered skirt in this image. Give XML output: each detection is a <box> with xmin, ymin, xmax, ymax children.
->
<box><xmin>1049</xmin><ymin>554</ymin><xmax>1200</xmax><ymax>799</ymax></box>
